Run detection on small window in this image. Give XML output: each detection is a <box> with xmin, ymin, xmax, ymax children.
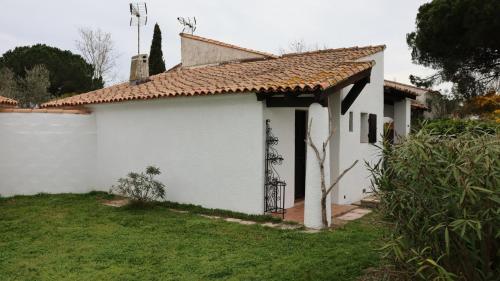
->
<box><xmin>360</xmin><ymin>113</ymin><xmax>377</xmax><ymax>143</ymax></box>
<box><xmin>368</xmin><ymin>114</ymin><xmax>377</xmax><ymax>143</ymax></box>
<box><xmin>348</xmin><ymin>111</ymin><xmax>353</xmax><ymax>132</ymax></box>
<box><xmin>360</xmin><ymin>113</ymin><xmax>368</xmax><ymax>143</ymax></box>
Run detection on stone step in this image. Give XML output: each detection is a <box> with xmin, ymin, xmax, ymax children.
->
<box><xmin>353</xmin><ymin>195</ymin><xmax>380</xmax><ymax>209</ymax></box>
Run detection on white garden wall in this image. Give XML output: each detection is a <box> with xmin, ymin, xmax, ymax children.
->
<box><xmin>90</xmin><ymin>94</ymin><xmax>265</xmax><ymax>214</ymax></box>
<box><xmin>0</xmin><ymin>113</ymin><xmax>97</xmax><ymax>196</ymax></box>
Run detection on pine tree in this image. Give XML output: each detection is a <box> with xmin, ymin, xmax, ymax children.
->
<box><xmin>149</xmin><ymin>23</ymin><xmax>166</xmax><ymax>75</ymax></box>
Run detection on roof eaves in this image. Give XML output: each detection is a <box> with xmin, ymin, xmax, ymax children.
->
<box><xmin>384</xmin><ymin>80</ymin><xmax>439</xmax><ymax>96</ymax></box>
<box><xmin>281</xmin><ymin>45</ymin><xmax>386</xmax><ymax>58</ymax></box>
<box><xmin>0</xmin><ymin>95</ymin><xmax>18</xmax><ymax>106</ymax></box>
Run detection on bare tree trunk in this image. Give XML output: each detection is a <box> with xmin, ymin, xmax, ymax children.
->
<box><xmin>306</xmin><ymin>108</ymin><xmax>358</xmax><ymax>228</ymax></box>
<box><xmin>320</xmin><ymin>196</ymin><xmax>328</xmax><ymax>227</ymax></box>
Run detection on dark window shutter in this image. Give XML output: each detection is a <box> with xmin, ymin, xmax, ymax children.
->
<box><xmin>368</xmin><ymin>114</ymin><xmax>377</xmax><ymax>143</ymax></box>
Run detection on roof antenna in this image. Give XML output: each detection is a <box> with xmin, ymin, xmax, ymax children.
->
<box><xmin>129</xmin><ymin>2</ymin><xmax>148</xmax><ymax>55</ymax></box>
<box><xmin>177</xmin><ymin>17</ymin><xmax>197</xmax><ymax>34</ymax></box>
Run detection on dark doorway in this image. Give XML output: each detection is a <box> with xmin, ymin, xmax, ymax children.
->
<box><xmin>294</xmin><ymin>110</ymin><xmax>307</xmax><ymax>200</ymax></box>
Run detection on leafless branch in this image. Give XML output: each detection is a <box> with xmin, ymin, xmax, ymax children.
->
<box><xmin>279</xmin><ymin>39</ymin><xmax>329</xmax><ymax>55</ymax></box>
<box><xmin>305</xmin><ymin>107</ymin><xmax>358</xmax><ymax>228</ymax></box>
<box><xmin>326</xmin><ymin>160</ymin><xmax>359</xmax><ymax>196</ymax></box>
<box><xmin>75</xmin><ymin>27</ymin><xmax>119</xmax><ymax>85</ymax></box>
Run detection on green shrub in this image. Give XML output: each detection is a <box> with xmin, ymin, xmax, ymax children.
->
<box><xmin>418</xmin><ymin>119</ymin><xmax>499</xmax><ymax>136</ymax></box>
<box><xmin>111</xmin><ymin>166</ymin><xmax>166</xmax><ymax>202</ymax></box>
<box><xmin>369</xmin><ymin>130</ymin><xmax>500</xmax><ymax>280</ymax></box>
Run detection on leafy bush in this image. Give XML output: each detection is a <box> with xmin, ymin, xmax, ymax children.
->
<box><xmin>369</xmin><ymin>129</ymin><xmax>500</xmax><ymax>280</ymax></box>
<box><xmin>111</xmin><ymin>166</ymin><xmax>166</xmax><ymax>202</ymax></box>
<box><xmin>418</xmin><ymin>119</ymin><xmax>499</xmax><ymax>136</ymax></box>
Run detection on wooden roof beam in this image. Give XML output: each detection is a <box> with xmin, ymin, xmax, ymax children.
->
<box><xmin>340</xmin><ymin>76</ymin><xmax>370</xmax><ymax>115</ymax></box>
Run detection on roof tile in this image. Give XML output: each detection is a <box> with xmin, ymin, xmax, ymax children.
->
<box><xmin>42</xmin><ymin>45</ymin><xmax>385</xmax><ymax>108</ymax></box>
<box><xmin>0</xmin><ymin>95</ymin><xmax>17</xmax><ymax>106</ymax></box>
<box><xmin>384</xmin><ymin>80</ymin><xmax>438</xmax><ymax>97</ymax></box>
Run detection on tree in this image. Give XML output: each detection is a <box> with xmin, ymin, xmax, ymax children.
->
<box><xmin>460</xmin><ymin>91</ymin><xmax>500</xmax><ymax>120</ymax></box>
<box><xmin>76</xmin><ymin>27</ymin><xmax>118</xmax><ymax>84</ymax></box>
<box><xmin>18</xmin><ymin>65</ymin><xmax>51</xmax><ymax>108</ymax></box>
<box><xmin>149</xmin><ymin>23</ymin><xmax>166</xmax><ymax>75</ymax></box>
<box><xmin>0</xmin><ymin>68</ymin><xmax>17</xmax><ymax>99</ymax></box>
<box><xmin>279</xmin><ymin>39</ymin><xmax>328</xmax><ymax>55</ymax></box>
<box><xmin>0</xmin><ymin>65</ymin><xmax>51</xmax><ymax>108</ymax></box>
<box><xmin>426</xmin><ymin>92</ymin><xmax>460</xmax><ymax>118</ymax></box>
<box><xmin>306</xmin><ymin>110</ymin><xmax>358</xmax><ymax>228</ymax></box>
<box><xmin>0</xmin><ymin>44</ymin><xmax>103</xmax><ymax>97</ymax></box>
<box><xmin>407</xmin><ymin>0</ymin><xmax>500</xmax><ymax>99</ymax></box>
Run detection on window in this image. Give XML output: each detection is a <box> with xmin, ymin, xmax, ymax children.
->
<box><xmin>360</xmin><ymin>113</ymin><xmax>377</xmax><ymax>143</ymax></box>
<box><xmin>360</xmin><ymin>113</ymin><xmax>368</xmax><ymax>143</ymax></box>
<box><xmin>348</xmin><ymin>111</ymin><xmax>353</xmax><ymax>132</ymax></box>
<box><xmin>368</xmin><ymin>114</ymin><xmax>377</xmax><ymax>143</ymax></box>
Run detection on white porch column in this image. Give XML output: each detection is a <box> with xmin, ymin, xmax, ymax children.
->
<box><xmin>304</xmin><ymin>103</ymin><xmax>331</xmax><ymax>229</ymax></box>
<box><xmin>393</xmin><ymin>98</ymin><xmax>411</xmax><ymax>142</ymax></box>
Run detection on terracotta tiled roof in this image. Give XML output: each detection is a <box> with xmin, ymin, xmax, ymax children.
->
<box><xmin>180</xmin><ymin>33</ymin><xmax>278</xmax><ymax>59</ymax></box>
<box><xmin>42</xmin><ymin>45</ymin><xmax>385</xmax><ymax>108</ymax></box>
<box><xmin>0</xmin><ymin>108</ymin><xmax>90</xmax><ymax>114</ymax></box>
<box><xmin>411</xmin><ymin>101</ymin><xmax>428</xmax><ymax>110</ymax></box>
<box><xmin>282</xmin><ymin>45</ymin><xmax>386</xmax><ymax>60</ymax></box>
<box><xmin>384</xmin><ymin>80</ymin><xmax>438</xmax><ymax>97</ymax></box>
<box><xmin>0</xmin><ymin>95</ymin><xmax>17</xmax><ymax>106</ymax></box>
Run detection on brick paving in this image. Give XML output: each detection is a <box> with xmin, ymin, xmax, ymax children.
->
<box><xmin>103</xmin><ymin>198</ymin><xmax>368</xmax><ymax>230</ymax></box>
<box><xmin>282</xmin><ymin>200</ymin><xmax>358</xmax><ymax>224</ymax></box>
<box><xmin>336</xmin><ymin>208</ymin><xmax>372</xmax><ymax>221</ymax></box>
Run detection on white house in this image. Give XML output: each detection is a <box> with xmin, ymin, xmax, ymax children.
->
<box><xmin>0</xmin><ymin>33</ymin><xmax>413</xmax><ymax>228</ymax></box>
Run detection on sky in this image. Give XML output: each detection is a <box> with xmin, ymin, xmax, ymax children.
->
<box><xmin>1</xmin><ymin>0</ymin><xmax>443</xmax><ymax>90</ymax></box>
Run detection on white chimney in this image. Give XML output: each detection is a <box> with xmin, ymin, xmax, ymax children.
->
<box><xmin>129</xmin><ymin>54</ymin><xmax>149</xmax><ymax>84</ymax></box>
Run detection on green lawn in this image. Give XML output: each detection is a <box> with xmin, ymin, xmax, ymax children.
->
<box><xmin>0</xmin><ymin>193</ymin><xmax>384</xmax><ymax>281</ymax></box>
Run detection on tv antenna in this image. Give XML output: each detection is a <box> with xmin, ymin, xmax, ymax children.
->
<box><xmin>129</xmin><ymin>2</ymin><xmax>148</xmax><ymax>55</ymax></box>
<box><xmin>177</xmin><ymin>17</ymin><xmax>197</xmax><ymax>34</ymax></box>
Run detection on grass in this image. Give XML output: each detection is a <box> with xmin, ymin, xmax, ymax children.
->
<box><xmin>0</xmin><ymin>193</ymin><xmax>385</xmax><ymax>281</ymax></box>
<box><xmin>156</xmin><ymin>200</ymin><xmax>285</xmax><ymax>224</ymax></box>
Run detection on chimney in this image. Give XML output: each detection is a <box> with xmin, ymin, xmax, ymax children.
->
<box><xmin>129</xmin><ymin>54</ymin><xmax>149</xmax><ymax>84</ymax></box>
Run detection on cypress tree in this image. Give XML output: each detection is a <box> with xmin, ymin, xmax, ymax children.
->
<box><xmin>149</xmin><ymin>23</ymin><xmax>166</xmax><ymax>75</ymax></box>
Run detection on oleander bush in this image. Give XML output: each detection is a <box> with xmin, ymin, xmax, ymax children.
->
<box><xmin>111</xmin><ymin>166</ymin><xmax>166</xmax><ymax>202</ymax></box>
<box><xmin>369</xmin><ymin>129</ymin><xmax>500</xmax><ymax>280</ymax></box>
<box><xmin>417</xmin><ymin>119</ymin><xmax>499</xmax><ymax>136</ymax></box>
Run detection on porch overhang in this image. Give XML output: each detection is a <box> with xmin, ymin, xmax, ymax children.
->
<box><xmin>256</xmin><ymin>67</ymin><xmax>372</xmax><ymax>111</ymax></box>
<box><xmin>383</xmin><ymin>86</ymin><xmax>417</xmax><ymax>105</ymax></box>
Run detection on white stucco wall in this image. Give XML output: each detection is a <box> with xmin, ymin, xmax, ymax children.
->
<box><xmin>329</xmin><ymin>52</ymin><xmax>385</xmax><ymax>204</ymax></box>
<box><xmin>394</xmin><ymin>98</ymin><xmax>411</xmax><ymax>141</ymax></box>
<box><xmin>90</xmin><ymin>94</ymin><xmax>265</xmax><ymax>214</ymax></box>
<box><xmin>181</xmin><ymin>36</ymin><xmax>267</xmax><ymax>67</ymax></box>
<box><xmin>0</xmin><ymin>113</ymin><xmax>97</xmax><ymax>196</ymax></box>
<box><xmin>263</xmin><ymin>107</ymin><xmax>308</xmax><ymax>209</ymax></box>
<box><xmin>263</xmin><ymin>52</ymin><xmax>385</xmax><ymax>207</ymax></box>
<box><xmin>304</xmin><ymin>103</ymin><xmax>331</xmax><ymax>229</ymax></box>
<box><xmin>384</xmin><ymin>104</ymin><xmax>394</xmax><ymax>118</ymax></box>
<box><xmin>416</xmin><ymin>91</ymin><xmax>440</xmax><ymax>119</ymax></box>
